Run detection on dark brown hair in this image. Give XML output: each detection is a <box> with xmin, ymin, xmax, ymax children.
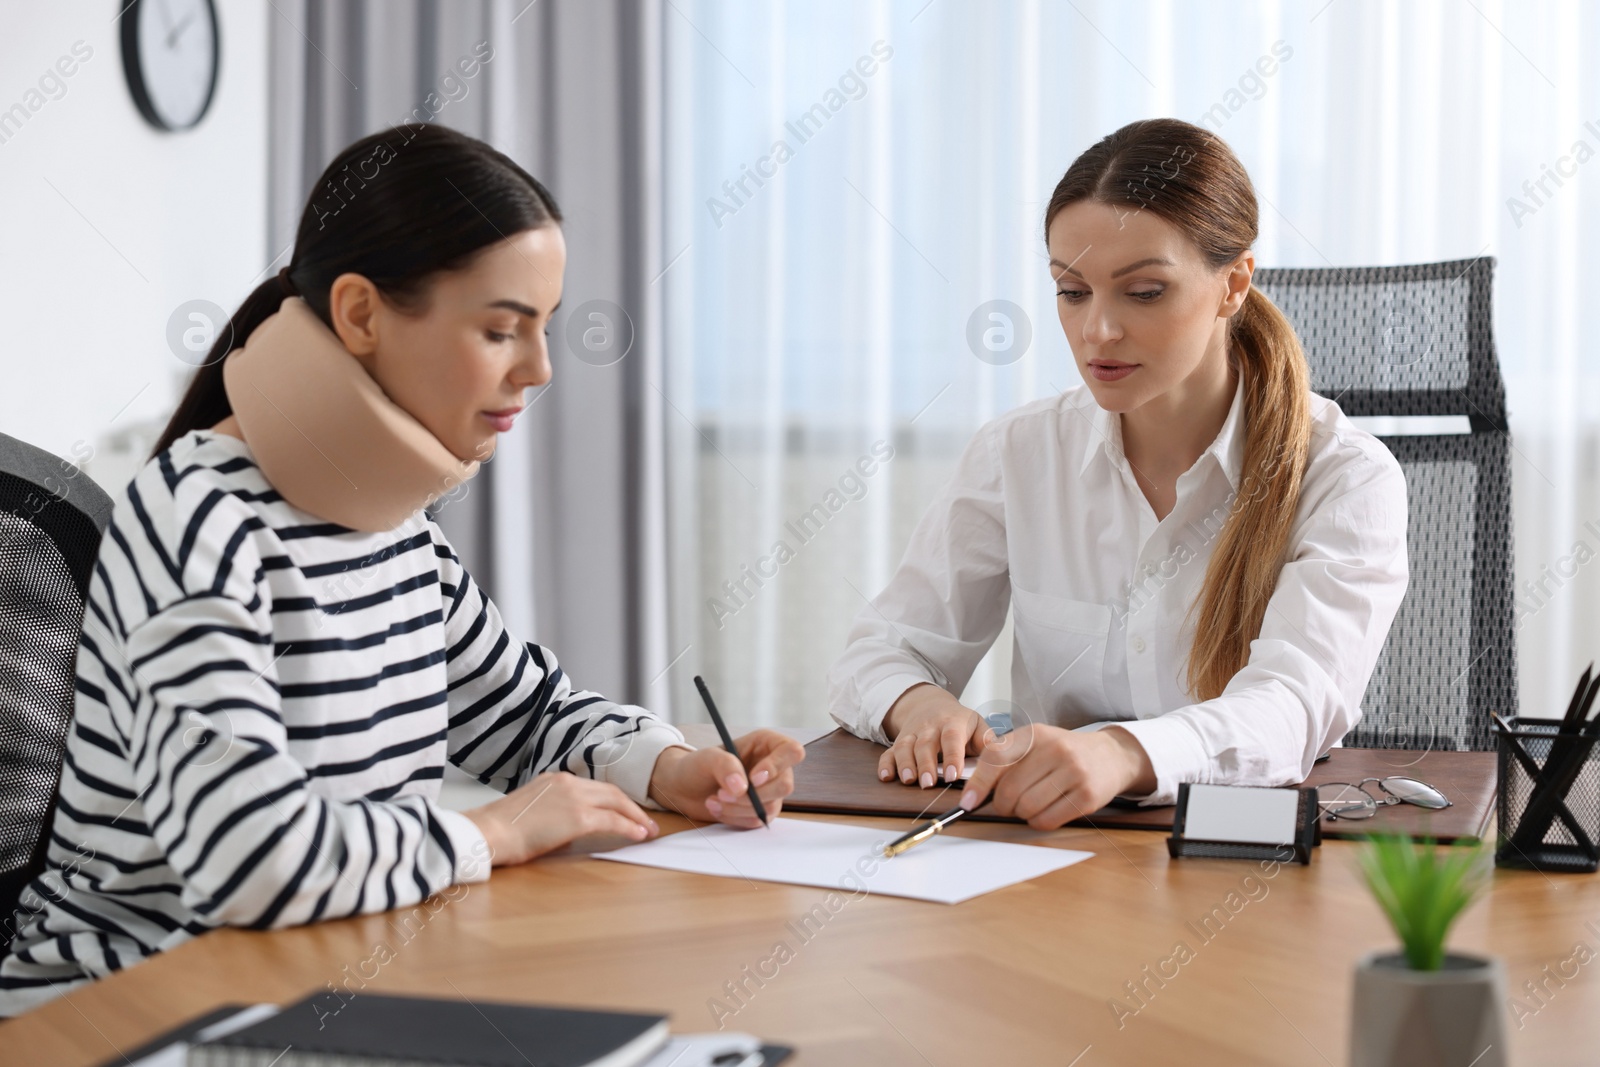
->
<box><xmin>1044</xmin><ymin>117</ymin><xmax>1312</xmax><ymax>702</ymax></box>
<box><xmin>152</xmin><ymin>123</ymin><xmax>562</xmax><ymax>457</ymax></box>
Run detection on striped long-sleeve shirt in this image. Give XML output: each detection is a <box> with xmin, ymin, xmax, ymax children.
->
<box><xmin>0</xmin><ymin>429</ymin><xmax>687</xmax><ymax>1015</ymax></box>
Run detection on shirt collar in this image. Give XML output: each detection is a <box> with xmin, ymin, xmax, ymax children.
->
<box><xmin>1076</xmin><ymin>373</ymin><xmax>1247</xmax><ymax>492</ymax></box>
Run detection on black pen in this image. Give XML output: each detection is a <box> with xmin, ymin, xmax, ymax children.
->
<box><xmin>693</xmin><ymin>675</ymin><xmax>770</xmax><ymax>828</ymax></box>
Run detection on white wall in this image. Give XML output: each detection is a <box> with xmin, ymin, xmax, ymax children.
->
<box><xmin>0</xmin><ymin>1</ymin><xmax>268</xmax><ymax>492</ymax></box>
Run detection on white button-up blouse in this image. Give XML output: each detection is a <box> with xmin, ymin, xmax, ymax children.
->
<box><xmin>826</xmin><ymin>379</ymin><xmax>1409</xmax><ymax>805</ymax></box>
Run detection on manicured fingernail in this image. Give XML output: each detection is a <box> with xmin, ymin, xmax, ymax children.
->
<box><xmin>960</xmin><ymin>790</ymin><xmax>977</xmax><ymax>809</ymax></box>
<box><xmin>633</xmin><ymin>823</ymin><xmax>649</xmax><ymax>837</ymax></box>
<box><xmin>752</xmin><ymin>769</ymin><xmax>770</xmax><ymax>786</ymax></box>
<box><xmin>648</xmin><ymin>819</ymin><xmax>659</xmax><ymax>833</ymax></box>
<box><xmin>920</xmin><ymin>772</ymin><xmax>933</xmax><ymax>788</ymax></box>
<box><xmin>880</xmin><ymin>768</ymin><xmax>891</xmax><ymax>780</ymax></box>
<box><xmin>725</xmin><ymin>774</ymin><xmax>745</xmax><ymax>791</ymax></box>
<box><xmin>945</xmin><ymin>764</ymin><xmax>957</xmax><ymax>782</ymax></box>
<box><xmin>706</xmin><ymin>798</ymin><xmax>723</xmax><ymax>816</ymax></box>
<box><xmin>900</xmin><ymin>768</ymin><xmax>913</xmax><ymax>783</ymax></box>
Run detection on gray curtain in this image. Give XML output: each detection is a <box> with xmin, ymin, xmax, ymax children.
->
<box><xmin>267</xmin><ymin>0</ymin><xmax>674</xmax><ymax>715</ymax></box>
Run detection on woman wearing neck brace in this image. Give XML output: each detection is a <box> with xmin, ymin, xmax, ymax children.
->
<box><xmin>0</xmin><ymin>125</ymin><xmax>801</xmax><ymax>1013</ymax></box>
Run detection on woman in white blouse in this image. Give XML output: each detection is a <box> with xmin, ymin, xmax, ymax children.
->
<box><xmin>826</xmin><ymin>117</ymin><xmax>1408</xmax><ymax>828</ymax></box>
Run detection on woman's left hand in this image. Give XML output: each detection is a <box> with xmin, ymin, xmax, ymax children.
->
<box><xmin>958</xmin><ymin>724</ymin><xmax>1157</xmax><ymax>830</ymax></box>
<box><xmin>647</xmin><ymin>730</ymin><xmax>806</xmax><ymax>828</ymax></box>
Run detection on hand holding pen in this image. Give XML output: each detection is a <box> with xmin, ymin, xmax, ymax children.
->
<box><xmin>644</xmin><ymin>675</ymin><xmax>806</xmax><ymax>830</ymax></box>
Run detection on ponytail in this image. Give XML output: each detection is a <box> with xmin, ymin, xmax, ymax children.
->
<box><xmin>150</xmin><ymin>123</ymin><xmax>562</xmax><ymax>460</ymax></box>
<box><xmin>150</xmin><ymin>269</ymin><xmax>296</xmax><ymax>457</ymax></box>
<box><xmin>1184</xmin><ymin>287</ymin><xmax>1311</xmax><ymax>701</ymax></box>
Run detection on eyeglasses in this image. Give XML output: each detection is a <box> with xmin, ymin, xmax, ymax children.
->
<box><xmin>1315</xmin><ymin>777</ymin><xmax>1452</xmax><ymax>821</ymax></box>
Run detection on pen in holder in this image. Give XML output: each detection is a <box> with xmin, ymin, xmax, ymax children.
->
<box><xmin>1495</xmin><ymin>666</ymin><xmax>1600</xmax><ymax>873</ymax></box>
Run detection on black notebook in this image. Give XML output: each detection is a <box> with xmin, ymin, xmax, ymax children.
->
<box><xmin>187</xmin><ymin>992</ymin><xmax>670</xmax><ymax>1067</ymax></box>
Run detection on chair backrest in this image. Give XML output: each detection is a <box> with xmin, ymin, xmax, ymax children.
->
<box><xmin>0</xmin><ymin>433</ymin><xmax>112</xmax><ymax>938</ymax></box>
<box><xmin>1253</xmin><ymin>256</ymin><xmax>1514</xmax><ymax>753</ymax></box>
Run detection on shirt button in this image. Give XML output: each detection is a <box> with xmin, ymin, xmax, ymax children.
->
<box><xmin>1132</xmin><ymin>636</ymin><xmax>1147</xmax><ymax>653</ymax></box>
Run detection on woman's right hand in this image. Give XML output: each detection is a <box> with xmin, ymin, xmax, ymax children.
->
<box><xmin>465</xmin><ymin>771</ymin><xmax>659</xmax><ymax>867</ymax></box>
<box><xmin>879</xmin><ymin>683</ymin><xmax>996</xmax><ymax>788</ymax></box>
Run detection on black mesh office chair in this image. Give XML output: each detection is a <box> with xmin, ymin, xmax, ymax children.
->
<box><xmin>1253</xmin><ymin>256</ymin><xmax>1514</xmax><ymax>753</ymax></box>
<box><xmin>0</xmin><ymin>433</ymin><xmax>112</xmax><ymax>939</ymax></box>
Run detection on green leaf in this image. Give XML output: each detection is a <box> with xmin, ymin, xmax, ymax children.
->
<box><xmin>1356</xmin><ymin>833</ymin><xmax>1489</xmax><ymax>971</ymax></box>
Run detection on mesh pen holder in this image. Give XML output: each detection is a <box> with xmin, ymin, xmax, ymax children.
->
<box><xmin>1496</xmin><ymin>715</ymin><xmax>1600</xmax><ymax>873</ymax></box>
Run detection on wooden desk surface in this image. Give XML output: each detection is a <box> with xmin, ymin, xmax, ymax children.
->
<box><xmin>7</xmin><ymin>733</ymin><xmax>1600</xmax><ymax>1065</ymax></box>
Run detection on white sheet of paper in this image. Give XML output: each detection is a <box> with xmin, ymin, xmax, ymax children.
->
<box><xmin>122</xmin><ymin>1004</ymin><xmax>280</xmax><ymax>1066</ymax></box>
<box><xmin>595</xmin><ymin>817</ymin><xmax>1092</xmax><ymax>905</ymax></box>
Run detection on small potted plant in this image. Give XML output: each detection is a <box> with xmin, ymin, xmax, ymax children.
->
<box><xmin>1350</xmin><ymin>833</ymin><xmax>1505</xmax><ymax>1067</ymax></box>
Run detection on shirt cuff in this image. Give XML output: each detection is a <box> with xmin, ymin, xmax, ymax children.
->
<box><xmin>849</xmin><ymin>672</ymin><xmax>937</xmax><ymax>746</ymax></box>
<box><xmin>594</xmin><ymin>718</ymin><xmax>693</xmax><ymax>811</ymax></box>
<box><xmin>434</xmin><ymin>807</ymin><xmax>492</xmax><ymax>884</ymax></box>
<box><xmin>1104</xmin><ymin>715</ymin><xmax>1210</xmax><ymax>807</ymax></box>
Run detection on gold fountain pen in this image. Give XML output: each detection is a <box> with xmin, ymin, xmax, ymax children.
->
<box><xmin>881</xmin><ymin>794</ymin><xmax>991</xmax><ymax>858</ymax></box>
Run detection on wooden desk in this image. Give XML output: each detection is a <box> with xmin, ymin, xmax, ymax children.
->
<box><xmin>7</xmin><ymin>737</ymin><xmax>1600</xmax><ymax>1065</ymax></box>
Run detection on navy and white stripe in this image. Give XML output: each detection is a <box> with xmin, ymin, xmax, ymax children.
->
<box><xmin>0</xmin><ymin>430</ymin><xmax>685</xmax><ymax>1015</ymax></box>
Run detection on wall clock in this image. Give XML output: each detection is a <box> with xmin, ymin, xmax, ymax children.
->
<box><xmin>120</xmin><ymin>0</ymin><xmax>220</xmax><ymax>131</ymax></box>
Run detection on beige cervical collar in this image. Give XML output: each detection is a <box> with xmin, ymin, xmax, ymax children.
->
<box><xmin>222</xmin><ymin>297</ymin><xmax>480</xmax><ymax>532</ymax></box>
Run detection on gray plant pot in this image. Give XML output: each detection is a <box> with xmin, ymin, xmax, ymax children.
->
<box><xmin>1349</xmin><ymin>950</ymin><xmax>1507</xmax><ymax>1067</ymax></box>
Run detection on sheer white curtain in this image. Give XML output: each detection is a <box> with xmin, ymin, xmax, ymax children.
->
<box><xmin>661</xmin><ymin>0</ymin><xmax>1598</xmax><ymax>732</ymax></box>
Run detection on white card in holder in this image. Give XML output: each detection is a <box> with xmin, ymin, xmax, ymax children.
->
<box><xmin>1167</xmin><ymin>783</ymin><xmax>1320</xmax><ymax>865</ymax></box>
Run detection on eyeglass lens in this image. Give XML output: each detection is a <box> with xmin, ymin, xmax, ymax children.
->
<box><xmin>1378</xmin><ymin>777</ymin><xmax>1450</xmax><ymax>809</ymax></box>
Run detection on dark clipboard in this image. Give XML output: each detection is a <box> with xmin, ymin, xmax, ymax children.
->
<box><xmin>96</xmin><ymin>1003</ymin><xmax>795</xmax><ymax>1067</ymax></box>
<box><xmin>783</xmin><ymin>729</ymin><xmax>1495</xmax><ymax>842</ymax></box>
